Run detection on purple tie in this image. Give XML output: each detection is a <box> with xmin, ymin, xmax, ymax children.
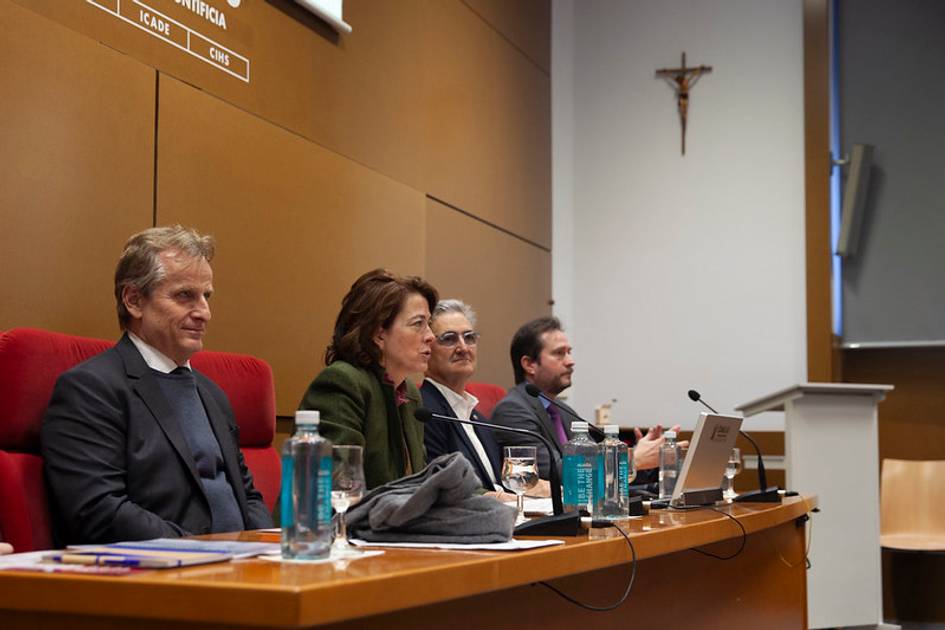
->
<box><xmin>547</xmin><ymin>404</ymin><xmax>568</xmax><ymax>445</ymax></box>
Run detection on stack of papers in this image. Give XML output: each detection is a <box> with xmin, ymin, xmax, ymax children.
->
<box><xmin>51</xmin><ymin>538</ymin><xmax>280</xmax><ymax>569</ymax></box>
<box><xmin>49</xmin><ymin>548</ymin><xmax>230</xmax><ymax>569</ymax></box>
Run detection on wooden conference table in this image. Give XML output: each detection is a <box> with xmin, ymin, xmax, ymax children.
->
<box><xmin>0</xmin><ymin>496</ymin><xmax>814</xmax><ymax>629</ymax></box>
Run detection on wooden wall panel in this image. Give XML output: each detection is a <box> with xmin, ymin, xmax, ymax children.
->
<box><xmin>17</xmin><ymin>0</ymin><xmax>551</xmax><ymax>247</ymax></box>
<box><xmin>5</xmin><ymin>0</ymin><xmax>552</xmax><ymax>408</ymax></box>
<box><xmin>425</xmin><ymin>198</ymin><xmax>550</xmax><ymax>389</ymax></box>
<box><xmin>423</xmin><ymin>1</ymin><xmax>551</xmax><ymax>248</ymax></box>
<box><xmin>156</xmin><ymin>75</ymin><xmax>426</xmax><ymax>416</ymax></box>
<box><xmin>843</xmin><ymin>348</ymin><xmax>945</xmax><ymax>463</ymax></box>
<box><xmin>15</xmin><ymin>0</ymin><xmax>426</xmax><ymax>192</ymax></box>
<box><xmin>462</xmin><ymin>0</ymin><xmax>550</xmax><ymax>73</ymax></box>
<box><xmin>803</xmin><ymin>0</ymin><xmax>837</xmax><ymax>382</ymax></box>
<box><xmin>0</xmin><ymin>0</ymin><xmax>154</xmax><ymax>337</ymax></box>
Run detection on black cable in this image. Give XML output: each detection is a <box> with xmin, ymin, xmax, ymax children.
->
<box><xmin>537</xmin><ymin>521</ymin><xmax>637</xmax><ymax>611</ymax></box>
<box><xmin>669</xmin><ymin>504</ymin><xmax>747</xmax><ymax>560</ymax></box>
<box><xmin>805</xmin><ymin>507</ymin><xmax>817</xmax><ymax>570</ymax></box>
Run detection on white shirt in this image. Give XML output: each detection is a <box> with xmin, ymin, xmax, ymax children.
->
<box><xmin>426</xmin><ymin>378</ymin><xmax>500</xmax><ymax>489</ymax></box>
<box><xmin>127</xmin><ymin>331</ymin><xmax>191</xmax><ymax>373</ymax></box>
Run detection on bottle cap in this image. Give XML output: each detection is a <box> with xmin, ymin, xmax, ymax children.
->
<box><xmin>604</xmin><ymin>424</ymin><xmax>619</xmax><ymax>435</ymax></box>
<box><xmin>571</xmin><ymin>421</ymin><xmax>589</xmax><ymax>432</ymax></box>
<box><xmin>664</xmin><ymin>430</ymin><xmax>677</xmax><ymax>439</ymax></box>
<box><xmin>295</xmin><ymin>410</ymin><xmax>320</xmax><ymax>425</ymax></box>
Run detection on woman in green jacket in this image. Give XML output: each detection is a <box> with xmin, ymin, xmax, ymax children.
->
<box><xmin>299</xmin><ymin>269</ymin><xmax>438</xmax><ymax>489</ymax></box>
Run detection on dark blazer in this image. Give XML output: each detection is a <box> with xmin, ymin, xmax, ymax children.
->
<box><xmin>299</xmin><ymin>361</ymin><xmax>426</xmax><ymax>490</ymax></box>
<box><xmin>420</xmin><ymin>379</ymin><xmax>503</xmax><ymax>490</ymax></box>
<box><xmin>490</xmin><ymin>382</ymin><xmax>581</xmax><ymax>479</ymax></box>
<box><xmin>41</xmin><ymin>334</ymin><xmax>272</xmax><ymax>545</ymax></box>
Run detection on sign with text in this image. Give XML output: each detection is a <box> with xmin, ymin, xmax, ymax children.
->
<box><xmin>87</xmin><ymin>0</ymin><xmax>249</xmax><ymax>82</ymax></box>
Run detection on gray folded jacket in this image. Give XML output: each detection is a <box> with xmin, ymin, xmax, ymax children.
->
<box><xmin>346</xmin><ymin>452</ymin><xmax>516</xmax><ymax>544</ymax></box>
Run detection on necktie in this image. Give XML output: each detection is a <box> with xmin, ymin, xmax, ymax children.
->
<box><xmin>546</xmin><ymin>403</ymin><xmax>568</xmax><ymax>445</ymax></box>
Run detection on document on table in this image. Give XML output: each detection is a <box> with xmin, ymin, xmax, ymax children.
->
<box><xmin>49</xmin><ymin>538</ymin><xmax>283</xmax><ymax>569</ymax></box>
<box><xmin>0</xmin><ymin>550</ymin><xmax>135</xmax><ymax>575</ymax></box>
<box><xmin>500</xmin><ymin>496</ymin><xmax>553</xmax><ymax>515</ymax></box>
<box><xmin>349</xmin><ymin>538</ymin><xmax>564</xmax><ymax>551</ymax></box>
<box><xmin>69</xmin><ymin>538</ymin><xmax>280</xmax><ymax>559</ymax></box>
<box><xmin>49</xmin><ymin>547</ymin><xmax>231</xmax><ymax>569</ymax></box>
<box><xmin>523</xmin><ymin>497</ymin><xmax>554</xmax><ymax>515</ymax></box>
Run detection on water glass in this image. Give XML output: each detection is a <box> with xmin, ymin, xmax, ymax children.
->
<box><xmin>722</xmin><ymin>447</ymin><xmax>742</xmax><ymax>502</ymax></box>
<box><xmin>331</xmin><ymin>445</ymin><xmax>366</xmax><ymax>555</ymax></box>
<box><xmin>501</xmin><ymin>446</ymin><xmax>539</xmax><ymax>525</ymax></box>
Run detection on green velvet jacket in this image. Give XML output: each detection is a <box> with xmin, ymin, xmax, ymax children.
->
<box><xmin>298</xmin><ymin>361</ymin><xmax>426</xmax><ymax>489</ymax></box>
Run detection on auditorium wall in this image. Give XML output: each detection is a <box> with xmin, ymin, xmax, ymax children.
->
<box><xmin>0</xmin><ymin>0</ymin><xmax>553</xmax><ymax>416</ymax></box>
<box><xmin>552</xmin><ymin>0</ymin><xmax>807</xmax><ymax>430</ymax></box>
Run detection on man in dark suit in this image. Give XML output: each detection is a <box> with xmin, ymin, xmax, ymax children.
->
<box><xmin>492</xmin><ymin>317</ymin><xmax>670</xmax><ymax>481</ymax></box>
<box><xmin>420</xmin><ymin>299</ymin><xmax>504</xmax><ymax>491</ymax></box>
<box><xmin>42</xmin><ymin>226</ymin><xmax>272</xmax><ymax>545</ymax></box>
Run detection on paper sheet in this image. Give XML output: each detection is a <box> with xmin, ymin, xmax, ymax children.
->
<box><xmin>349</xmin><ymin>538</ymin><xmax>564</xmax><ymax>551</ymax></box>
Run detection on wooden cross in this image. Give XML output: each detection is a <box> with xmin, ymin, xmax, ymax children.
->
<box><xmin>655</xmin><ymin>52</ymin><xmax>712</xmax><ymax>155</ymax></box>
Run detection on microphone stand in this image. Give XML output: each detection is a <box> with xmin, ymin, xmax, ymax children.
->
<box><xmin>730</xmin><ymin>431</ymin><xmax>781</xmax><ymax>503</ymax></box>
<box><xmin>688</xmin><ymin>390</ymin><xmax>781</xmax><ymax>503</ymax></box>
<box><xmin>415</xmin><ymin>409</ymin><xmax>582</xmax><ymax>535</ymax></box>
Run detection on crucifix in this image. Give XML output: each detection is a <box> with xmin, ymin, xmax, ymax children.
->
<box><xmin>655</xmin><ymin>52</ymin><xmax>712</xmax><ymax>155</ymax></box>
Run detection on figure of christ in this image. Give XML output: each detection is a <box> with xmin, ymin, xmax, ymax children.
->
<box><xmin>655</xmin><ymin>52</ymin><xmax>712</xmax><ymax>155</ymax></box>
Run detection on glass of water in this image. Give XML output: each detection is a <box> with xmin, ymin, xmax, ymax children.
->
<box><xmin>722</xmin><ymin>447</ymin><xmax>742</xmax><ymax>502</ymax></box>
<box><xmin>501</xmin><ymin>446</ymin><xmax>539</xmax><ymax>525</ymax></box>
<box><xmin>331</xmin><ymin>445</ymin><xmax>365</xmax><ymax>556</ymax></box>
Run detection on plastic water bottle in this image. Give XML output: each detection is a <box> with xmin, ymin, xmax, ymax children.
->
<box><xmin>658</xmin><ymin>430</ymin><xmax>679</xmax><ymax>500</ymax></box>
<box><xmin>600</xmin><ymin>425</ymin><xmax>630</xmax><ymax>520</ymax></box>
<box><xmin>281</xmin><ymin>410</ymin><xmax>333</xmax><ymax>560</ymax></box>
<box><xmin>562</xmin><ymin>421</ymin><xmax>603</xmax><ymax>516</ymax></box>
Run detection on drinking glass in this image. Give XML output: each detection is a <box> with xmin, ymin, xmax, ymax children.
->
<box><xmin>331</xmin><ymin>445</ymin><xmax>366</xmax><ymax>556</ymax></box>
<box><xmin>501</xmin><ymin>446</ymin><xmax>539</xmax><ymax>525</ymax></box>
<box><xmin>722</xmin><ymin>447</ymin><xmax>742</xmax><ymax>502</ymax></box>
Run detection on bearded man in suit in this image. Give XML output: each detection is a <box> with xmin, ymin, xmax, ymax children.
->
<box><xmin>492</xmin><ymin>317</ymin><xmax>671</xmax><ymax>481</ymax></box>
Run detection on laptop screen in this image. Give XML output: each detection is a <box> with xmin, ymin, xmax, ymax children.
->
<box><xmin>671</xmin><ymin>412</ymin><xmax>743</xmax><ymax>506</ymax></box>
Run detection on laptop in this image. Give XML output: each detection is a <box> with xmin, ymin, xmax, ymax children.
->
<box><xmin>670</xmin><ymin>412</ymin><xmax>743</xmax><ymax>507</ymax></box>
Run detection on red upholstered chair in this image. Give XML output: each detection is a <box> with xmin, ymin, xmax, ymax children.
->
<box><xmin>190</xmin><ymin>351</ymin><xmax>280</xmax><ymax>515</ymax></box>
<box><xmin>465</xmin><ymin>382</ymin><xmax>507</xmax><ymax>420</ymax></box>
<box><xmin>0</xmin><ymin>328</ymin><xmax>280</xmax><ymax>552</ymax></box>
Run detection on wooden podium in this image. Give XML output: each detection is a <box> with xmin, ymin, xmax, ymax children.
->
<box><xmin>737</xmin><ymin>382</ymin><xmax>894</xmax><ymax>629</ymax></box>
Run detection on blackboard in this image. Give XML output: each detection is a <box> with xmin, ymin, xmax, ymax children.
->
<box><xmin>839</xmin><ymin>0</ymin><xmax>945</xmax><ymax>347</ymax></box>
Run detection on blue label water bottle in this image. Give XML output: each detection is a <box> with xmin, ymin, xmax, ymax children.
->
<box><xmin>562</xmin><ymin>421</ymin><xmax>603</xmax><ymax>516</ymax></box>
<box><xmin>281</xmin><ymin>410</ymin><xmax>333</xmax><ymax>560</ymax></box>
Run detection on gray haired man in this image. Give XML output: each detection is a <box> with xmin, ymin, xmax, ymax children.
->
<box><xmin>42</xmin><ymin>225</ymin><xmax>272</xmax><ymax>545</ymax></box>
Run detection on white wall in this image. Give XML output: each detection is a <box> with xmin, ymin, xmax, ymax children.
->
<box><xmin>553</xmin><ymin>0</ymin><xmax>806</xmax><ymax>430</ymax></box>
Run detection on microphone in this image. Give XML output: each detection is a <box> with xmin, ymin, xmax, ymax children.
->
<box><xmin>686</xmin><ymin>389</ymin><xmax>781</xmax><ymax>504</ymax></box>
<box><xmin>524</xmin><ymin>383</ymin><xmax>606</xmax><ymax>440</ymax></box>
<box><xmin>414</xmin><ymin>408</ymin><xmax>581</xmax><ymax>536</ymax></box>
<box><xmin>688</xmin><ymin>389</ymin><xmax>718</xmax><ymax>413</ymax></box>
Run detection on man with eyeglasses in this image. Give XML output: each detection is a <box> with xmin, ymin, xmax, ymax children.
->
<box><xmin>420</xmin><ymin>299</ymin><xmax>506</xmax><ymax>491</ymax></box>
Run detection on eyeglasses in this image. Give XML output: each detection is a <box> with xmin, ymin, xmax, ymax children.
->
<box><xmin>435</xmin><ymin>331</ymin><xmax>480</xmax><ymax>347</ymax></box>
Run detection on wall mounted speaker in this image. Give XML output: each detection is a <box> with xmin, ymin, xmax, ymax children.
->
<box><xmin>836</xmin><ymin>143</ymin><xmax>874</xmax><ymax>258</ymax></box>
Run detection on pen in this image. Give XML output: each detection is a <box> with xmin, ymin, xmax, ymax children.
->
<box><xmin>50</xmin><ymin>553</ymin><xmax>170</xmax><ymax>568</ymax></box>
